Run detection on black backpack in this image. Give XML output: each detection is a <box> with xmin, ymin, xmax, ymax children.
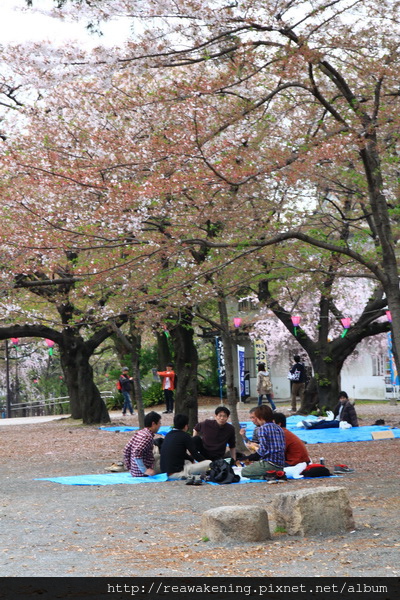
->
<box><xmin>207</xmin><ymin>458</ymin><xmax>240</xmax><ymax>484</ymax></box>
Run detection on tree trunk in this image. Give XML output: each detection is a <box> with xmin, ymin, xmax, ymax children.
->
<box><xmin>128</xmin><ymin>320</ymin><xmax>145</xmax><ymax>429</ymax></box>
<box><xmin>59</xmin><ymin>334</ymin><xmax>110</xmax><ymax>424</ymax></box>
<box><xmin>170</xmin><ymin>310</ymin><xmax>198</xmax><ymax>430</ymax></box>
<box><xmin>156</xmin><ymin>330</ymin><xmax>172</xmax><ymax>369</ymax></box>
<box><xmin>218</xmin><ymin>298</ymin><xmax>248</xmax><ymax>454</ymax></box>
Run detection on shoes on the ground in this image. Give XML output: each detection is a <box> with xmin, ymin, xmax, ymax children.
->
<box><xmin>333</xmin><ymin>464</ymin><xmax>355</xmax><ymax>474</ymax></box>
<box><xmin>302</xmin><ymin>420</ymin><xmax>312</xmax><ymax>429</ymax></box>
<box><xmin>122</xmin><ymin>412</ymin><xmax>126</xmax><ymax>416</ymax></box>
<box><xmin>193</xmin><ymin>476</ymin><xmax>203</xmax><ymax>486</ymax></box>
<box><xmin>185</xmin><ymin>476</ymin><xmax>195</xmax><ymax>485</ymax></box>
<box><xmin>105</xmin><ymin>462</ymin><xmax>126</xmax><ymax>472</ymax></box>
<box><xmin>263</xmin><ymin>470</ymin><xmax>287</xmax><ymax>482</ymax></box>
<box><xmin>162</xmin><ymin>410</ymin><xmax>169</xmax><ymax>414</ymax></box>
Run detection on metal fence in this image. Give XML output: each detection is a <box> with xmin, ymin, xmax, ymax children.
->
<box><xmin>2</xmin><ymin>390</ymin><xmax>114</xmax><ymax>418</ymax></box>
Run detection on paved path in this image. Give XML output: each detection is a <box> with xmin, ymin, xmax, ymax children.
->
<box><xmin>0</xmin><ymin>414</ymin><xmax>70</xmax><ymax>426</ymax></box>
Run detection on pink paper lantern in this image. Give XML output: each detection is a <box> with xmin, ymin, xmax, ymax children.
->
<box><xmin>386</xmin><ymin>311</ymin><xmax>392</xmax><ymax>322</ymax></box>
<box><xmin>291</xmin><ymin>316</ymin><xmax>301</xmax><ymax>326</ymax></box>
<box><xmin>45</xmin><ymin>339</ymin><xmax>55</xmax><ymax>348</ymax></box>
<box><xmin>233</xmin><ymin>318</ymin><xmax>242</xmax><ymax>328</ymax></box>
<box><xmin>11</xmin><ymin>337</ymin><xmax>19</xmax><ymax>346</ymax></box>
<box><xmin>341</xmin><ymin>317</ymin><xmax>351</xmax><ymax>329</ymax></box>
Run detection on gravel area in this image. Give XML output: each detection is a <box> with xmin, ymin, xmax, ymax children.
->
<box><xmin>1</xmin><ymin>400</ymin><xmax>399</xmax><ymax>578</ymax></box>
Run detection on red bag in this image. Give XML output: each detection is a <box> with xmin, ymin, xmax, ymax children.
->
<box><xmin>116</xmin><ymin>380</ymin><xmax>122</xmax><ymax>392</ymax></box>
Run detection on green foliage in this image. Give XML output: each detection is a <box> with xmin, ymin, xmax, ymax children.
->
<box><xmin>314</xmin><ymin>374</ymin><xmax>331</xmax><ymax>387</ymax></box>
<box><xmin>274</xmin><ymin>526</ymin><xmax>287</xmax><ymax>534</ymax></box>
<box><xmin>323</xmin><ymin>356</ymin><xmax>333</xmax><ymax>363</ymax></box>
<box><xmin>105</xmin><ymin>393</ymin><xmax>123</xmax><ymax>411</ymax></box>
<box><xmin>142</xmin><ymin>382</ymin><xmax>164</xmax><ymax>407</ymax></box>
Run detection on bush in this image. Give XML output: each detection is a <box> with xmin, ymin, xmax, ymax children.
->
<box><xmin>105</xmin><ymin>393</ymin><xmax>123</xmax><ymax>411</ymax></box>
<box><xmin>142</xmin><ymin>382</ymin><xmax>164</xmax><ymax>407</ymax></box>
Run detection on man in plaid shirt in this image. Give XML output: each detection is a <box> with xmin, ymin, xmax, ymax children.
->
<box><xmin>241</xmin><ymin>405</ymin><xmax>285</xmax><ymax>479</ymax></box>
<box><xmin>124</xmin><ymin>411</ymin><xmax>162</xmax><ymax>477</ymax></box>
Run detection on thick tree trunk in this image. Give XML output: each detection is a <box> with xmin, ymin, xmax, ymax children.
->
<box><xmin>59</xmin><ymin>334</ymin><xmax>110</xmax><ymax>424</ymax></box>
<box><xmin>170</xmin><ymin>310</ymin><xmax>198</xmax><ymax>430</ymax></box>
<box><xmin>156</xmin><ymin>331</ymin><xmax>172</xmax><ymax>370</ymax></box>
<box><xmin>128</xmin><ymin>321</ymin><xmax>145</xmax><ymax>429</ymax></box>
<box><xmin>300</xmin><ymin>355</ymin><xmax>343</xmax><ymax>412</ymax></box>
<box><xmin>218</xmin><ymin>299</ymin><xmax>248</xmax><ymax>454</ymax></box>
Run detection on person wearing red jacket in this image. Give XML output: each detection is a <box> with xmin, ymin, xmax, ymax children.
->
<box><xmin>157</xmin><ymin>364</ymin><xmax>176</xmax><ymax>414</ymax></box>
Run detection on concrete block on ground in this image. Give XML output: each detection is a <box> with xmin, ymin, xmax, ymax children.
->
<box><xmin>273</xmin><ymin>486</ymin><xmax>355</xmax><ymax>536</ymax></box>
<box><xmin>201</xmin><ymin>505</ymin><xmax>271</xmax><ymax>543</ymax></box>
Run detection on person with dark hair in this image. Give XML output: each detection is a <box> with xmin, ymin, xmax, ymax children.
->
<box><xmin>273</xmin><ymin>412</ymin><xmax>310</xmax><ymax>466</ymax></box>
<box><xmin>240</xmin><ymin>407</ymin><xmax>261</xmax><ymax>447</ymax></box>
<box><xmin>302</xmin><ymin>392</ymin><xmax>359</xmax><ymax>429</ymax></box>
<box><xmin>289</xmin><ymin>355</ymin><xmax>306</xmax><ymax>412</ymax></box>
<box><xmin>157</xmin><ymin>364</ymin><xmax>176</xmax><ymax>414</ymax></box>
<box><xmin>124</xmin><ymin>411</ymin><xmax>162</xmax><ymax>477</ymax></box>
<box><xmin>241</xmin><ymin>405</ymin><xmax>285</xmax><ymax>479</ymax></box>
<box><xmin>193</xmin><ymin>406</ymin><xmax>236</xmax><ymax>461</ymax></box>
<box><xmin>119</xmin><ymin>367</ymin><xmax>134</xmax><ymax>416</ymax></box>
<box><xmin>160</xmin><ymin>414</ymin><xmax>211</xmax><ymax>479</ymax></box>
<box><xmin>256</xmin><ymin>363</ymin><xmax>276</xmax><ymax>410</ymax></box>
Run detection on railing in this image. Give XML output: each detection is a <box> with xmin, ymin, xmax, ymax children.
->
<box><xmin>2</xmin><ymin>390</ymin><xmax>114</xmax><ymax>418</ymax></box>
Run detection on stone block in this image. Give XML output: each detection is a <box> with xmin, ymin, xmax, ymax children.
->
<box><xmin>201</xmin><ymin>505</ymin><xmax>271</xmax><ymax>543</ymax></box>
<box><xmin>273</xmin><ymin>486</ymin><xmax>355</xmax><ymax>536</ymax></box>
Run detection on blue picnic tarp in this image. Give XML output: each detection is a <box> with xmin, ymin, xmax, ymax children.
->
<box><xmin>99</xmin><ymin>417</ymin><xmax>400</xmax><ymax>444</ymax></box>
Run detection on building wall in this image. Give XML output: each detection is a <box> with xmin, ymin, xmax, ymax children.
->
<box><xmin>235</xmin><ymin>339</ymin><xmax>387</xmax><ymax>401</ymax></box>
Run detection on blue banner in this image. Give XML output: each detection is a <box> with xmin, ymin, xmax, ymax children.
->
<box><xmin>237</xmin><ymin>345</ymin><xmax>245</xmax><ymax>400</ymax></box>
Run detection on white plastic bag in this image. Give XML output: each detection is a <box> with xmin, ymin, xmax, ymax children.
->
<box><xmin>326</xmin><ymin>410</ymin><xmax>335</xmax><ymax>421</ymax></box>
<box><xmin>339</xmin><ymin>421</ymin><xmax>352</xmax><ymax>429</ymax></box>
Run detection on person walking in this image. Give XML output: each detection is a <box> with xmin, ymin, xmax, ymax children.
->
<box><xmin>157</xmin><ymin>364</ymin><xmax>176</xmax><ymax>414</ymax></box>
<box><xmin>119</xmin><ymin>367</ymin><xmax>134</xmax><ymax>416</ymax></box>
<box><xmin>256</xmin><ymin>363</ymin><xmax>276</xmax><ymax>410</ymax></box>
<box><xmin>288</xmin><ymin>355</ymin><xmax>306</xmax><ymax>412</ymax></box>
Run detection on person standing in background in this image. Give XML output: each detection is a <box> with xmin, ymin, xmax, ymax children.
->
<box><xmin>119</xmin><ymin>367</ymin><xmax>134</xmax><ymax>416</ymax></box>
<box><xmin>289</xmin><ymin>355</ymin><xmax>306</xmax><ymax>412</ymax></box>
<box><xmin>157</xmin><ymin>364</ymin><xmax>176</xmax><ymax>414</ymax></box>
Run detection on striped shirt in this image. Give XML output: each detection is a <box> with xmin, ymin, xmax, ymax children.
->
<box><xmin>124</xmin><ymin>428</ymin><xmax>155</xmax><ymax>477</ymax></box>
<box><xmin>258</xmin><ymin>422</ymin><xmax>285</xmax><ymax>468</ymax></box>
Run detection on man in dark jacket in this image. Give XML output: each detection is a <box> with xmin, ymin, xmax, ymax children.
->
<box><xmin>119</xmin><ymin>367</ymin><xmax>134</xmax><ymax>416</ymax></box>
<box><xmin>289</xmin><ymin>355</ymin><xmax>306</xmax><ymax>412</ymax></box>
<box><xmin>160</xmin><ymin>414</ymin><xmax>211</xmax><ymax>479</ymax></box>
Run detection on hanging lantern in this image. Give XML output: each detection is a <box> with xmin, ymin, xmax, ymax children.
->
<box><xmin>233</xmin><ymin>317</ymin><xmax>242</xmax><ymax>328</ymax></box>
<box><xmin>340</xmin><ymin>317</ymin><xmax>351</xmax><ymax>337</ymax></box>
<box><xmin>291</xmin><ymin>316</ymin><xmax>301</xmax><ymax>336</ymax></box>
<box><xmin>45</xmin><ymin>339</ymin><xmax>55</xmax><ymax>356</ymax></box>
<box><xmin>386</xmin><ymin>311</ymin><xmax>392</xmax><ymax>323</ymax></box>
<box><xmin>11</xmin><ymin>337</ymin><xmax>19</xmax><ymax>346</ymax></box>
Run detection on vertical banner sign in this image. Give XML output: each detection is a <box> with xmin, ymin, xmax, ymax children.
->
<box><xmin>237</xmin><ymin>345</ymin><xmax>245</xmax><ymax>401</ymax></box>
<box><xmin>387</xmin><ymin>332</ymin><xmax>399</xmax><ymax>385</ymax></box>
<box><xmin>254</xmin><ymin>339</ymin><xmax>267</xmax><ymax>367</ymax></box>
<box><xmin>215</xmin><ymin>337</ymin><xmax>226</xmax><ymax>401</ymax></box>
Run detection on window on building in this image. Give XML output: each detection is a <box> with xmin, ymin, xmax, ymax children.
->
<box><xmin>238</xmin><ymin>299</ymin><xmax>257</xmax><ymax>312</ymax></box>
<box><xmin>372</xmin><ymin>354</ymin><xmax>385</xmax><ymax>377</ymax></box>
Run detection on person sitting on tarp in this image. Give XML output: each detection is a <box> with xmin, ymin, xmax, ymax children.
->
<box><xmin>273</xmin><ymin>412</ymin><xmax>310</xmax><ymax>466</ymax></box>
<box><xmin>123</xmin><ymin>411</ymin><xmax>162</xmax><ymax>477</ymax></box>
<box><xmin>160</xmin><ymin>413</ymin><xmax>211</xmax><ymax>479</ymax></box>
<box><xmin>193</xmin><ymin>406</ymin><xmax>236</xmax><ymax>462</ymax></box>
<box><xmin>241</xmin><ymin>405</ymin><xmax>285</xmax><ymax>479</ymax></box>
<box><xmin>302</xmin><ymin>391</ymin><xmax>359</xmax><ymax>429</ymax></box>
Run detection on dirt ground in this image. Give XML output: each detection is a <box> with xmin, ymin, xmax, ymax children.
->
<box><xmin>1</xmin><ymin>400</ymin><xmax>399</xmax><ymax>578</ymax></box>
